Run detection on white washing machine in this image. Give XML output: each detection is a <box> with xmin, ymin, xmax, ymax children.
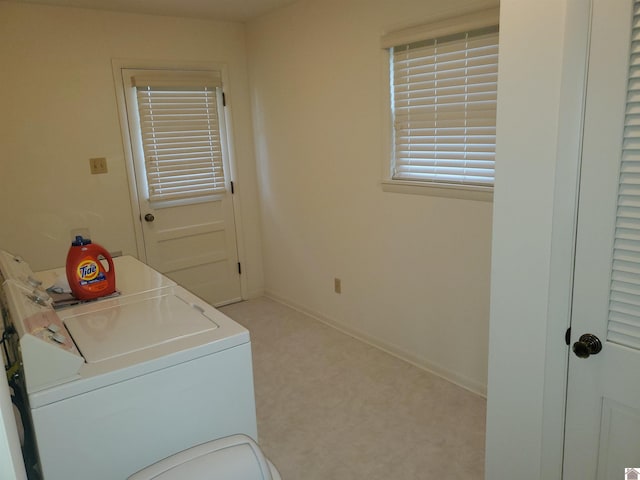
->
<box><xmin>1</xmin><ymin>253</ymin><xmax>257</xmax><ymax>480</ymax></box>
<box><xmin>35</xmin><ymin>255</ymin><xmax>177</xmax><ymax>302</ymax></box>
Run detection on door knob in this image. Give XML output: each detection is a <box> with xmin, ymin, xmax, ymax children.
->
<box><xmin>144</xmin><ymin>213</ymin><xmax>155</xmax><ymax>222</ymax></box>
<box><xmin>572</xmin><ymin>333</ymin><xmax>602</xmax><ymax>358</ymax></box>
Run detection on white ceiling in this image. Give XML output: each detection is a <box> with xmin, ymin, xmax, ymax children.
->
<box><xmin>5</xmin><ymin>0</ymin><xmax>299</xmax><ymax>22</ymax></box>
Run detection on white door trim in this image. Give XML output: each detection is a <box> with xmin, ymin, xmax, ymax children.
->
<box><xmin>542</xmin><ymin>0</ymin><xmax>593</xmax><ymax>477</ymax></box>
<box><xmin>111</xmin><ymin>57</ymin><xmax>248</xmax><ymax>300</ymax></box>
<box><xmin>486</xmin><ymin>1</ymin><xmax>593</xmax><ymax>478</ymax></box>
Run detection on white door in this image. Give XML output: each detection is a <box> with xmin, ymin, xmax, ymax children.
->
<box><xmin>119</xmin><ymin>67</ymin><xmax>242</xmax><ymax>307</ymax></box>
<box><xmin>564</xmin><ymin>0</ymin><xmax>640</xmax><ymax>478</ymax></box>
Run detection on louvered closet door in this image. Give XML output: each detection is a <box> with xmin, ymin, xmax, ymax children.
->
<box><xmin>563</xmin><ymin>0</ymin><xmax>640</xmax><ymax>477</ymax></box>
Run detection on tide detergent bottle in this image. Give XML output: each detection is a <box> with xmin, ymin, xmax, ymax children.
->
<box><xmin>65</xmin><ymin>236</ymin><xmax>116</xmax><ymax>300</ymax></box>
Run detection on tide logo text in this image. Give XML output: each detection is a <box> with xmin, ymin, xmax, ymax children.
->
<box><xmin>77</xmin><ymin>260</ymin><xmax>99</xmax><ymax>281</ymax></box>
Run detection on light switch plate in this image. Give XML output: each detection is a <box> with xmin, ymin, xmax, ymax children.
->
<box><xmin>90</xmin><ymin>157</ymin><xmax>108</xmax><ymax>174</ymax></box>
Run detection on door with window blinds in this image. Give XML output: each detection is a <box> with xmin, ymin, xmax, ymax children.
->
<box><xmin>563</xmin><ymin>0</ymin><xmax>640</xmax><ymax>476</ymax></box>
<box><xmin>122</xmin><ymin>69</ymin><xmax>241</xmax><ymax>306</ymax></box>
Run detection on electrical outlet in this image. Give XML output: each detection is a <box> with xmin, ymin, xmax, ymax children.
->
<box><xmin>90</xmin><ymin>157</ymin><xmax>108</xmax><ymax>174</ymax></box>
<box><xmin>334</xmin><ymin>278</ymin><xmax>342</xmax><ymax>294</ymax></box>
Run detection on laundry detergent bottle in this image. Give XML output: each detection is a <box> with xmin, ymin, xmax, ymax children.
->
<box><xmin>65</xmin><ymin>235</ymin><xmax>116</xmax><ymax>300</ymax></box>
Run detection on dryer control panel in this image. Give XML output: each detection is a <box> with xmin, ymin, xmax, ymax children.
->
<box><xmin>0</xmin><ymin>250</ymin><xmax>42</xmax><ymax>290</ymax></box>
<box><xmin>3</xmin><ymin>280</ymin><xmax>83</xmax><ymax>391</ymax></box>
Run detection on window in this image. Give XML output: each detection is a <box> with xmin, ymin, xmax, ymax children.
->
<box><xmin>381</xmin><ymin>9</ymin><xmax>499</xmax><ymax>200</ymax></box>
<box><xmin>128</xmin><ymin>70</ymin><xmax>228</xmax><ymax>205</ymax></box>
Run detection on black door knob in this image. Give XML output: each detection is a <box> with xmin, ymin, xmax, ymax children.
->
<box><xmin>572</xmin><ymin>333</ymin><xmax>602</xmax><ymax>358</ymax></box>
<box><xmin>144</xmin><ymin>213</ymin><xmax>155</xmax><ymax>222</ymax></box>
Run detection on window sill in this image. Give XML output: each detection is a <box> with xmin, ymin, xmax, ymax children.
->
<box><xmin>381</xmin><ymin>180</ymin><xmax>493</xmax><ymax>202</ymax></box>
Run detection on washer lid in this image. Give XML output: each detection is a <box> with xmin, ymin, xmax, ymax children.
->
<box><xmin>64</xmin><ymin>293</ymin><xmax>219</xmax><ymax>363</ymax></box>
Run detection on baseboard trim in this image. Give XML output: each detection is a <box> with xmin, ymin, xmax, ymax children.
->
<box><xmin>264</xmin><ymin>291</ymin><xmax>487</xmax><ymax>398</ymax></box>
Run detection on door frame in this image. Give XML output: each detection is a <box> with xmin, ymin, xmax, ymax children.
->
<box><xmin>111</xmin><ymin>58</ymin><xmax>248</xmax><ymax>300</ymax></box>
<box><xmin>486</xmin><ymin>0</ymin><xmax>595</xmax><ymax>478</ymax></box>
<box><xmin>542</xmin><ymin>0</ymin><xmax>594</xmax><ymax>477</ymax></box>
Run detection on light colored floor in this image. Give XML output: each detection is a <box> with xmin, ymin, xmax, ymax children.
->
<box><xmin>220</xmin><ymin>297</ymin><xmax>486</xmax><ymax>480</ymax></box>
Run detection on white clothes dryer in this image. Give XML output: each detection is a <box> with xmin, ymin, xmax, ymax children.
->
<box><xmin>2</xmin><ymin>255</ymin><xmax>257</xmax><ymax>480</ymax></box>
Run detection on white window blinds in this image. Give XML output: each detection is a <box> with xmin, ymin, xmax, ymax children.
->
<box><xmin>390</xmin><ymin>25</ymin><xmax>499</xmax><ymax>187</ymax></box>
<box><xmin>132</xmin><ymin>71</ymin><xmax>226</xmax><ymax>203</ymax></box>
<box><xmin>609</xmin><ymin>3</ymin><xmax>640</xmax><ymax>350</ymax></box>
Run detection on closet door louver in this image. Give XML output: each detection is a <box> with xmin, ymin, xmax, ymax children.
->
<box><xmin>608</xmin><ymin>2</ymin><xmax>640</xmax><ymax>350</ymax></box>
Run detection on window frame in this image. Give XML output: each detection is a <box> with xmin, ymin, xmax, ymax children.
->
<box><xmin>380</xmin><ymin>8</ymin><xmax>499</xmax><ymax>202</ymax></box>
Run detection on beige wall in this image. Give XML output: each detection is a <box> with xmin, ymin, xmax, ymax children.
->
<box><xmin>0</xmin><ymin>0</ymin><xmax>496</xmax><ymax>394</ymax></box>
<box><xmin>0</xmin><ymin>2</ymin><xmax>264</xmax><ymax>295</ymax></box>
<box><xmin>247</xmin><ymin>0</ymin><xmax>497</xmax><ymax>394</ymax></box>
